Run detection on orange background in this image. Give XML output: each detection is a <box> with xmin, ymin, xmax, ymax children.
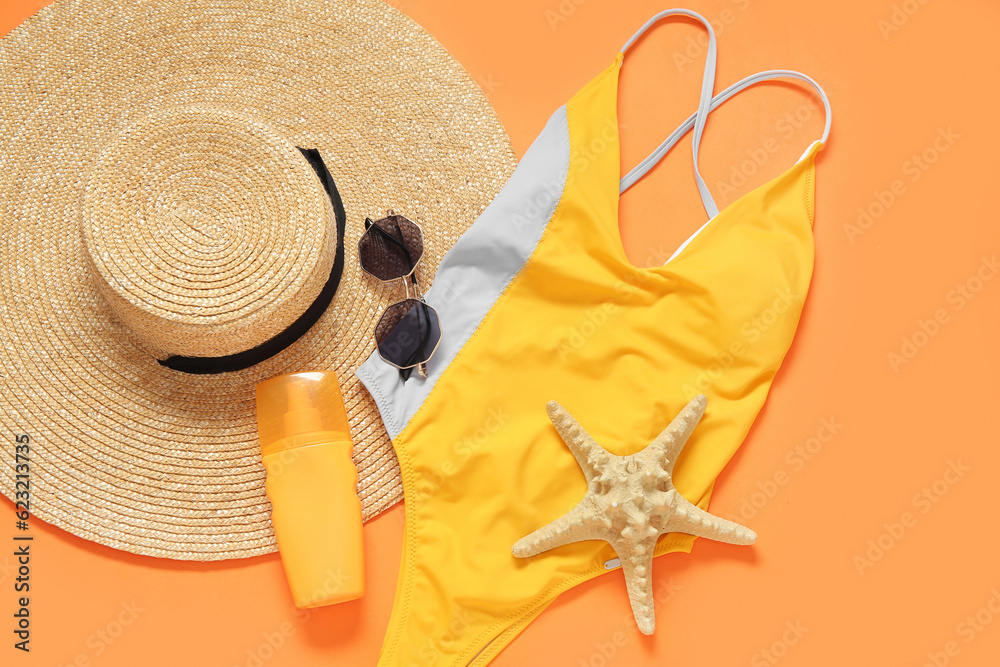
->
<box><xmin>3</xmin><ymin>1</ymin><xmax>999</xmax><ymax>665</ymax></box>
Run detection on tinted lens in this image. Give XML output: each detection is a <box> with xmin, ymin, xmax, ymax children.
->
<box><xmin>359</xmin><ymin>215</ymin><xmax>424</xmax><ymax>281</ymax></box>
<box><xmin>375</xmin><ymin>299</ymin><xmax>441</xmax><ymax>369</ymax></box>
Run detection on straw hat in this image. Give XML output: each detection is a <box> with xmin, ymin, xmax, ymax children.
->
<box><xmin>0</xmin><ymin>0</ymin><xmax>516</xmax><ymax>560</ymax></box>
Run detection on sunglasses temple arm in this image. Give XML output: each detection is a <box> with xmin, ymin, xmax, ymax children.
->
<box><xmin>414</xmin><ymin>305</ymin><xmax>430</xmax><ymax>378</ymax></box>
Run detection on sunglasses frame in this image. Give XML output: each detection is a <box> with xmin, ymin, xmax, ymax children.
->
<box><xmin>357</xmin><ymin>212</ymin><xmax>425</xmax><ymax>284</ymax></box>
<box><xmin>359</xmin><ymin>212</ymin><xmax>441</xmax><ymax>377</ymax></box>
<box><xmin>373</xmin><ymin>294</ymin><xmax>442</xmax><ymax>375</ymax></box>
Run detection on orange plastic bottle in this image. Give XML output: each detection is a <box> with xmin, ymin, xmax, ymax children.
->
<box><xmin>255</xmin><ymin>371</ymin><xmax>365</xmax><ymax>608</ymax></box>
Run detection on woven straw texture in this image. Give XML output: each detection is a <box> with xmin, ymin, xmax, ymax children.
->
<box><xmin>0</xmin><ymin>0</ymin><xmax>516</xmax><ymax>560</ymax></box>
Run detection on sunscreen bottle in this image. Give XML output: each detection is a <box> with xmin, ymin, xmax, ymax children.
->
<box><xmin>255</xmin><ymin>371</ymin><xmax>364</xmax><ymax>608</ymax></box>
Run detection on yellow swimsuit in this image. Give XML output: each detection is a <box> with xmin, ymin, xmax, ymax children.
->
<box><xmin>356</xmin><ymin>9</ymin><xmax>831</xmax><ymax>665</ymax></box>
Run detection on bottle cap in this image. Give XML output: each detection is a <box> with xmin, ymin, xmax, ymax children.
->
<box><xmin>256</xmin><ymin>371</ymin><xmax>351</xmax><ymax>457</ymax></box>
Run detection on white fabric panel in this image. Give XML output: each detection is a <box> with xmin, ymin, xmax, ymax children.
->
<box><xmin>356</xmin><ymin>106</ymin><xmax>572</xmax><ymax>440</ymax></box>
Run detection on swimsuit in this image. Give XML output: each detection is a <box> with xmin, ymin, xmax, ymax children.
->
<box><xmin>356</xmin><ymin>9</ymin><xmax>831</xmax><ymax>665</ymax></box>
<box><xmin>358</xmin><ymin>10</ymin><xmax>831</xmax><ymax>664</ymax></box>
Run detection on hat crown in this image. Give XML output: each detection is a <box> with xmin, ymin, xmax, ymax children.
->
<box><xmin>81</xmin><ymin>106</ymin><xmax>337</xmax><ymax>359</ymax></box>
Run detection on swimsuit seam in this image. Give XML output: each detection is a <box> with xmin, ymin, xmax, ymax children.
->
<box><xmin>804</xmin><ymin>154</ymin><xmax>816</xmax><ymax>226</ymax></box>
<box><xmin>355</xmin><ymin>364</ymin><xmax>400</xmax><ymax>439</ymax></box>
<box><xmin>377</xmin><ymin>65</ymin><xmax>614</xmax><ymax>447</ymax></box>
<box><xmin>381</xmin><ymin>434</ymin><xmax>419</xmax><ymax>663</ymax></box>
<box><xmin>390</xmin><ymin>115</ymin><xmax>573</xmax><ymax>448</ymax></box>
<box><xmin>462</xmin><ymin>533</ymin><xmax>694</xmax><ymax>665</ymax></box>
<box><xmin>380</xmin><ymin>110</ymin><xmax>574</xmax><ymax>665</ymax></box>
<box><xmin>572</xmin><ymin>57</ymin><xmax>620</xmax><ymax>100</ymax></box>
<box><xmin>459</xmin><ymin>97</ymin><xmax>609</xmax><ymax>665</ymax></box>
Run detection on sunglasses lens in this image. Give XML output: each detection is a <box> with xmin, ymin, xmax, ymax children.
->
<box><xmin>359</xmin><ymin>215</ymin><xmax>424</xmax><ymax>281</ymax></box>
<box><xmin>375</xmin><ymin>299</ymin><xmax>441</xmax><ymax>369</ymax></box>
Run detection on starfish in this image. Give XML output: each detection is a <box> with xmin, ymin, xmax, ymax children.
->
<box><xmin>512</xmin><ymin>395</ymin><xmax>757</xmax><ymax>635</ymax></box>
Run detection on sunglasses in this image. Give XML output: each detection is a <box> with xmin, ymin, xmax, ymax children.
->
<box><xmin>359</xmin><ymin>212</ymin><xmax>442</xmax><ymax>379</ymax></box>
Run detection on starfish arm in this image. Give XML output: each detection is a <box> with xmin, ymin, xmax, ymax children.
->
<box><xmin>663</xmin><ymin>493</ymin><xmax>757</xmax><ymax>546</ymax></box>
<box><xmin>546</xmin><ymin>401</ymin><xmax>606</xmax><ymax>480</ymax></box>
<box><xmin>649</xmin><ymin>395</ymin><xmax>707</xmax><ymax>470</ymax></box>
<box><xmin>512</xmin><ymin>501</ymin><xmax>602</xmax><ymax>558</ymax></box>
<box><xmin>614</xmin><ymin>536</ymin><xmax>659</xmax><ymax>635</ymax></box>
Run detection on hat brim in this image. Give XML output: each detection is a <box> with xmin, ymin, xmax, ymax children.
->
<box><xmin>0</xmin><ymin>0</ymin><xmax>516</xmax><ymax>560</ymax></box>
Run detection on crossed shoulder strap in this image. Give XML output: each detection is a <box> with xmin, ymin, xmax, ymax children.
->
<box><xmin>618</xmin><ymin>11</ymin><xmax>832</xmax><ymax>219</ymax></box>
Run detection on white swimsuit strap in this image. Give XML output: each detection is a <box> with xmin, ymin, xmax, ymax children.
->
<box><xmin>621</xmin><ymin>70</ymin><xmax>833</xmax><ymax>210</ymax></box>
<box><xmin>620</xmin><ymin>9</ymin><xmax>719</xmax><ymax>217</ymax></box>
